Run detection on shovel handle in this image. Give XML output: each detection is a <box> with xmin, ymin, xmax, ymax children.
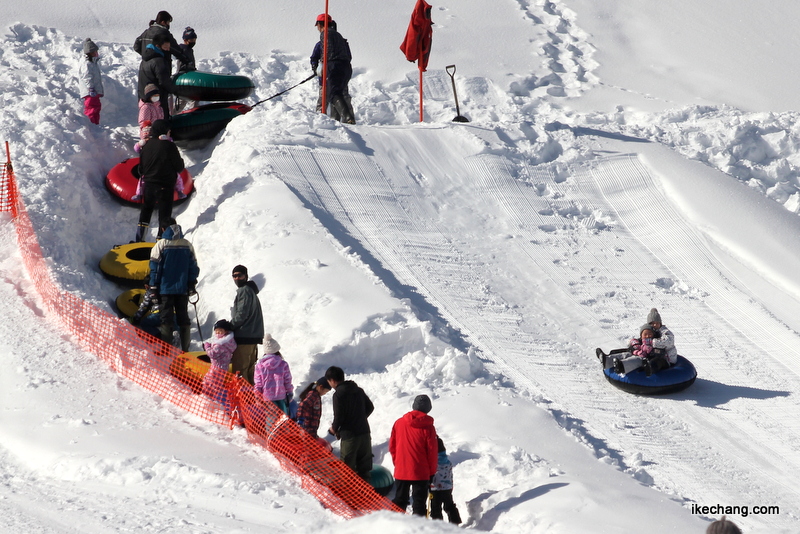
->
<box><xmin>446</xmin><ymin>64</ymin><xmax>456</xmax><ymax>77</ymax></box>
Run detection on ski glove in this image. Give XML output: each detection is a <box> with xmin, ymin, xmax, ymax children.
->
<box><xmin>88</xmin><ymin>89</ymin><xmax>97</xmax><ymax>97</ymax></box>
<box><xmin>188</xmin><ymin>281</ymin><xmax>197</xmax><ymax>296</ymax></box>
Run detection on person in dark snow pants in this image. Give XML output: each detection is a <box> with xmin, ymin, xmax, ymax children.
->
<box><xmin>389</xmin><ymin>394</ymin><xmax>438</xmax><ymax>516</ymax></box>
<box><xmin>229</xmin><ymin>265</ymin><xmax>265</xmax><ymax>385</ymax></box>
<box><xmin>430</xmin><ymin>436</ymin><xmax>462</xmax><ymax>524</ymax></box>
<box><xmin>312</xmin><ymin>14</ymin><xmax>355</xmax><ymax>124</ymax></box>
<box><xmin>148</xmin><ymin>220</ymin><xmax>199</xmax><ymax>351</ymax></box>
<box><xmin>326</xmin><ymin>366</ymin><xmax>374</xmax><ymax>481</ymax></box>
<box><xmin>135</xmin><ymin>119</ymin><xmax>185</xmax><ymax>242</ymax></box>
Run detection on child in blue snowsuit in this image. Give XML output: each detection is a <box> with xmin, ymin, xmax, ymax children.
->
<box><xmin>430</xmin><ymin>436</ymin><xmax>462</xmax><ymax>524</ymax></box>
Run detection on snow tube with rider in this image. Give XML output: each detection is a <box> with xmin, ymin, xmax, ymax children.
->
<box><xmin>172</xmin><ymin>71</ymin><xmax>255</xmax><ymax>102</ymax></box>
<box><xmin>99</xmin><ymin>242</ymin><xmax>154</xmax><ymax>286</ymax></box>
<box><xmin>105</xmin><ymin>158</ymin><xmax>193</xmax><ymax>206</ymax></box>
<box><xmin>170</xmin><ymin>103</ymin><xmax>252</xmax><ymax>149</ymax></box>
<box><xmin>597</xmin><ymin>348</ymin><xmax>697</xmax><ymax>395</ymax></box>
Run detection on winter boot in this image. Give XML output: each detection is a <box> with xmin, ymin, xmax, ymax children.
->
<box><xmin>134</xmin><ymin>222</ymin><xmax>149</xmax><ymax>243</ymax></box>
<box><xmin>331</xmin><ymin>95</ymin><xmax>355</xmax><ymax>125</ymax></box>
<box><xmin>179</xmin><ymin>325</ymin><xmax>192</xmax><ymax>352</ymax></box>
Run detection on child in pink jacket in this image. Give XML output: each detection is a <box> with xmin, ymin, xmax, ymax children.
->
<box><xmin>202</xmin><ymin>319</ymin><xmax>237</xmax><ymax>400</ymax></box>
<box><xmin>253</xmin><ymin>334</ymin><xmax>294</xmax><ymax>415</ymax></box>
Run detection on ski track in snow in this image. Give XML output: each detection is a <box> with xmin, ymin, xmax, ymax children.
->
<box><xmin>260</xmin><ymin>129</ymin><xmax>800</xmax><ymax>531</ymax></box>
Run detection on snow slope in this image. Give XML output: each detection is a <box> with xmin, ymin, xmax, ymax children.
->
<box><xmin>3</xmin><ymin>0</ymin><xmax>800</xmax><ymax>532</ymax></box>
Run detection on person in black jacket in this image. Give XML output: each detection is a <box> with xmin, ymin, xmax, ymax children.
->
<box><xmin>325</xmin><ymin>365</ymin><xmax>374</xmax><ymax>481</ymax></box>
<box><xmin>137</xmin><ymin>32</ymin><xmax>180</xmax><ymax>118</ymax></box>
<box><xmin>135</xmin><ymin>119</ymin><xmax>185</xmax><ymax>242</ymax></box>
<box><xmin>133</xmin><ymin>11</ymin><xmax>188</xmax><ymax>74</ymax></box>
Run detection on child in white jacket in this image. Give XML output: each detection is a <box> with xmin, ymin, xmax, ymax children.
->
<box><xmin>77</xmin><ymin>38</ymin><xmax>103</xmax><ymax>124</ymax></box>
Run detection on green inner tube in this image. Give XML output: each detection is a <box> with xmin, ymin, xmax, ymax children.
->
<box><xmin>173</xmin><ymin>71</ymin><xmax>254</xmax><ymax>101</ymax></box>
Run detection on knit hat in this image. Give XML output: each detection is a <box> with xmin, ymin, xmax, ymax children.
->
<box><xmin>213</xmin><ymin>319</ymin><xmax>233</xmax><ymax>332</ymax></box>
<box><xmin>83</xmin><ymin>38</ymin><xmax>98</xmax><ymax>54</ymax></box>
<box><xmin>232</xmin><ymin>264</ymin><xmax>248</xmax><ymax>277</ymax></box>
<box><xmin>412</xmin><ymin>394</ymin><xmax>432</xmax><ymax>414</ymax></box>
<box><xmin>264</xmin><ymin>334</ymin><xmax>281</xmax><ymax>354</ymax></box>
<box><xmin>706</xmin><ymin>517</ymin><xmax>742</xmax><ymax>534</ymax></box>
<box><xmin>182</xmin><ymin>26</ymin><xmax>197</xmax><ymax>41</ymax></box>
<box><xmin>647</xmin><ymin>308</ymin><xmax>662</xmax><ymax>324</ymax></box>
<box><xmin>436</xmin><ymin>436</ymin><xmax>446</xmax><ymax>453</ymax></box>
<box><xmin>144</xmin><ymin>84</ymin><xmax>160</xmax><ymax>103</ymax></box>
<box><xmin>640</xmin><ymin>323</ymin><xmax>655</xmax><ymax>336</ymax></box>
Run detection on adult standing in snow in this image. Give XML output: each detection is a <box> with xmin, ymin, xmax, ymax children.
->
<box><xmin>148</xmin><ymin>219</ymin><xmax>199</xmax><ymax>352</ymax></box>
<box><xmin>253</xmin><ymin>334</ymin><xmax>294</xmax><ymax>415</ymax></box>
<box><xmin>325</xmin><ymin>365</ymin><xmax>374</xmax><ymax>481</ymax></box>
<box><xmin>229</xmin><ymin>265</ymin><xmax>265</xmax><ymax>385</ymax></box>
<box><xmin>133</xmin><ymin>10</ymin><xmax>188</xmax><ymax>74</ymax></box>
<box><xmin>137</xmin><ymin>32</ymin><xmax>180</xmax><ymax>119</ymax></box>
<box><xmin>389</xmin><ymin>394</ymin><xmax>438</xmax><ymax>516</ymax></box>
<box><xmin>134</xmin><ymin>119</ymin><xmax>185</xmax><ymax>242</ymax></box>
<box><xmin>312</xmin><ymin>14</ymin><xmax>355</xmax><ymax>124</ymax></box>
<box><xmin>77</xmin><ymin>38</ymin><xmax>104</xmax><ymax>125</ymax></box>
<box><xmin>647</xmin><ymin>308</ymin><xmax>678</xmax><ymax>366</ymax></box>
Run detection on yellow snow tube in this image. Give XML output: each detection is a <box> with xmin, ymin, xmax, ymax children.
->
<box><xmin>115</xmin><ymin>288</ymin><xmax>146</xmax><ymax>318</ymax></box>
<box><xmin>169</xmin><ymin>352</ymin><xmax>234</xmax><ymax>394</ymax></box>
<box><xmin>99</xmin><ymin>242</ymin><xmax>153</xmax><ymax>286</ymax></box>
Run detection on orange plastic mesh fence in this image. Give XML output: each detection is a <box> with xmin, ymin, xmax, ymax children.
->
<box><xmin>1</xmin><ymin>150</ymin><xmax>400</xmax><ymax>519</ymax></box>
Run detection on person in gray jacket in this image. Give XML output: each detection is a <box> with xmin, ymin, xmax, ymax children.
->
<box><xmin>229</xmin><ymin>265</ymin><xmax>265</xmax><ymax>384</ymax></box>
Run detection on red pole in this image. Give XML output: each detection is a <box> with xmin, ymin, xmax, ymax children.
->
<box><xmin>418</xmin><ymin>65</ymin><xmax>424</xmax><ymax>122</ymax></box>
<box><xmin>321</xmin><ymin>1</ymin><xmax>330</xmax><ymax>115</ymax></box>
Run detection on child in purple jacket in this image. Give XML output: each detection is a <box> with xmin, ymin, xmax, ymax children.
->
<box><xmin>253</xmin><ymin>334</ymin><xmax>294</xmax><ymax>415</ymax></box>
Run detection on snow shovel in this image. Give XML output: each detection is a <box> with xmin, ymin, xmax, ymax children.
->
<box><xmin>445</xmin><ymin>65</ymin><xmax>469</xmax><ymax>123</ymax></box>
<box><xmin>189</xmin><ymin>291</ymin><xmax>204</xmax><ymax>343</ymax></box>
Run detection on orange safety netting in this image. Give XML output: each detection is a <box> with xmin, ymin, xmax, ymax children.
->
<box><xmin>0</xmin><ymin>143</ymin><xmax>400</xmax><ymax>519</ymax></box>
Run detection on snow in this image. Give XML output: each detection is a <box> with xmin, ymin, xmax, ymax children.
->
<box><xmin>2</xmin><ymin>1</ymin><xmax>800</xmax><ymax>532</ymax></box>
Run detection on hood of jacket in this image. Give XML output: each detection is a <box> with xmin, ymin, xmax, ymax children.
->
<box><xmin>160</xmin><ymin>223</ymin><xmax>182</xmax><ymax>240</ymax></box>
<box><xmin>403</xmin><ymin>409</ymin><xmax>435</xmax><ymax>430</ymax></box>
<box><xmin>258</xmin><ymin>353</ymin><xmax>284</xmax><ymax>368</ymax></box>
<box><xmin>143</xmin><ymin>43</ymin><xmax>165</xmax><ymax>61</ymax></box>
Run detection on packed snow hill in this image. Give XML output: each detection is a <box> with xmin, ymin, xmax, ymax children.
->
<box><xmin>4</xmin><ymin>1</ymin><xmax>800</xmax><ymax>533</ymax></box>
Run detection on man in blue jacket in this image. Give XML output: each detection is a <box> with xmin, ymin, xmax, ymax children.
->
<box><xmin>149</xmin><ymin>219</ymin><xmax>199</xmax><ymax>351</ymax></box>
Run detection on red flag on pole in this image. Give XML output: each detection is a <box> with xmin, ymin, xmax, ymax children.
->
<box><xmin>400</xmin><ymin>0</ymin><xmax>433</xmax><ymax>121</ymax></box>
<box><xmin>400</xmin><ymin>0</ymin><xmax>433</xmax><ymax>71</ymax></box>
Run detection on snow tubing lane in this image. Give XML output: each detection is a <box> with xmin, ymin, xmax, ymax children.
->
<box><xmin>99</xmin><ymin>242</ymin><xmax>153</xmax><ymax>286</ymax></box>
<box><xmin>105</xmin><ymin>158</ymin><xmax>194</xmax><ymax>206</ymax></box>
<box><xmin>603</xmin><ymin>355</ymin><xmax>697</xmax><ymax>395</ymax></box>
<box><xmin>172</xmin><ymin>71</ymin><xmax>255</xmax><ymax>102</ymax></box>
<box><xmin>170</xmin><ymin>103</ymin><xmax>252</xmax><ymax>149</ymax></box>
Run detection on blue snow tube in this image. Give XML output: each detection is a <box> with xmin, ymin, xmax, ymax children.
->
<box><xmin>604</xmin><ymin>355</ymin><xmax>697</xmax><ymax>395</ymax></box>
